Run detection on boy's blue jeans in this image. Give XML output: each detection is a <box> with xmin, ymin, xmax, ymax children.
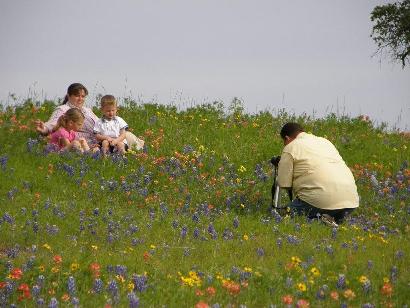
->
<box><xmin>288</xmin><ymin>198</ymin><xmax>354</xmax><ymax>224</ymax></box>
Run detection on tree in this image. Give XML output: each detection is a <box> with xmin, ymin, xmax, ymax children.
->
<box><xmin>370</xmin><ymin>0</ymin><xmax>410</xmax><ymax>67</ymax></box>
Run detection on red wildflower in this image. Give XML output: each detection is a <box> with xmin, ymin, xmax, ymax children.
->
<box><xmin>17</xmin><ymin>283</ymin><xmax>31</xmax><ymax>300</ymax></box>
<box><xmin>195</xmin><ymin>301</ymin><xmax>209</xmax><ymax>308</ymax></box>
<box><xmin>53</xmin><ymin>255</ymin><xmax>62</xmax><ymax>264</ymax></box>
<box><xmin>10</xmin><ymin>268</ymin><xmax>23</xmax><ymax>280</ymax></box>
<box><xmin>89</xmin><ymin>262</ymin><xmax>101</xmax><ymax>277</ymax></box>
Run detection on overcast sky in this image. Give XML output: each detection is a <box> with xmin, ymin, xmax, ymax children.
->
<box><xmin>1</xmin><ymin>0</ymin><xmax>409</xmax><ymax>130</ymax></box>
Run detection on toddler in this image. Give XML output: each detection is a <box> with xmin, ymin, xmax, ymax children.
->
<box><xmin>93</xmin><ymin>95</ymin><xmax>128</xmax><ymax>155</ymax></box>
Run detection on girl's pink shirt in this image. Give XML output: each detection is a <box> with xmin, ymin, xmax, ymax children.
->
<box><xmin>49</xmin><ymin>127</ymin><xmax>76</xmax><ymax>149</ymax></box>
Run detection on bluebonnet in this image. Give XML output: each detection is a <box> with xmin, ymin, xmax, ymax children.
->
<box><xmin>362</xmin><ymin>303</ymin><xmax>375</xmax><ymax>308</ymax></box>
<box><xmin>336</xmin><ymin>274</ymin><xmax>346</xmax><ymax>289</ymax></box>
<box><xmin>71</xmin><ymin>297</ymin><xmax>80</xmax><ymax>307</ymax></box>
<box><xmin>7</xmin><ymin>188</ymin><xmax>18</xmax><ymax>200</ymax></box>
<box><xmin>132</xmin><ymin>274</ymin><xmax>148</xmax><ymax>292</ymax></box>
<box><xmin>32</xmin><ymin>285</ymin><xmax>41</xmax><ymax>297</ymax></box>
<box><xmin>233</xmin><ymin>216</ymin><xmax>239</xmax><ymax>228</ymax></box>
<box><xmin>325</xmin><ymin>245</ymin><xmax>334</xmax><ymax>255</ymax></box>
<box><xmin>193</xmin><ymin>227</ymin><xmax>200</xmax><ymax>239</ymax></box>
<box><xmin>256</xmin><ymin>247</ymin><xmax>265</xmax><ymax>257</ymax></box>
<box><xmin>390</xmin><ymin>266</ymin><xmax>398</xmax><ymax>283</ymax></box>
<box><xmin>93</xmin><ymin>279</ymin><xmax>104</xmax><ymax>293</ymax></box>
<box><xmin>107</xmin><ymin>280</ymin><xmax>119</xmax><ymax>303</ymax></box>
<box><xmin>128</xmin><ymin>291</ymin><xmax>140</xmax><ymax>307</ymax></box>
<box><xmin>160</xmin><ymin>202</ymin><xmax>168</xmax><ymax>215</ymax></box>
<box><xmin>67</xmin><ymin>276</ymin><xmax>76</xmax><ymax>296</ymax></box>
<box><xmin>180</xmin><ymin>226</ymin><xmax>188</xmax><ymax>239</ymax></box>
<box><xmin>0</xmin><ymin>154</ymin><xmax>8</xmax><ymax>170</ymax></box>
<box><xmin>48</xmin><ymin>297</ymin><xmax>58</xmax><ymax>308</ymax></box>
<box><xmin>37</xmin><ymin>275</ymin><xmax>45</xmax><ymax>287</ymax></box>
<box><xmin>192</xmin><ymin>212</ymin><xmax>200</xmax><ymax>223</ymax></box>
<box><xmin>222</xmin><ymin>228</ymin><xmax>233</xmax><ymax>240</ymax></box>
<box><xmin>3</xmin><ymin>212</ymin><xmax>14</xmax><ymax>224</ymax></box>
<box><xmin>182</xmin><ymin>144</ymin><xmax>194</xmax><ymax>154</ymax></box>
<box><xmin>36</xmin><ymin>298</ymin><xmax>45</xmax><ymax>307</ymax></box>
<box><xmin>362</xmin><ymin>279</ymin><xmax>371</xmax><ymax>294</ymax></box>
<box><xmin>331</xmin><ymin>227</ymin><xmax>338</xmax><ymax>239</ymax></box>
<box><xmin>62</xmin><ymin>163</ymin><xmax>75</xmax><ymax>177</ymax></box>
<box><xmin>254</xmin><ymin>163</ymin><xmax>268</xmax><ymax>182</ymax></box>
<box><xmin>395</xmin><ymin>250</ymin><xmax>404</xmax><ymax>259</ymax></box>
<box><xmin>115</xmin><ymin>265</ymin><xmax>127</xmax><ymax>277</ymax></box>
<box><xmin>286</xmin><ymin>235</ymin><xmax>300</xmax><ymax>245</ymax></box>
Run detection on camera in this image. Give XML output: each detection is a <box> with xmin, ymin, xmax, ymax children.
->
<box><xmin>270</xmin><ymin>155</ymin><xmax>281</xmax><ymax>167</ymax></box>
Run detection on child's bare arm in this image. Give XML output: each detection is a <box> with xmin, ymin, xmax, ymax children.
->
<box><xmin>113</xmin><ymin>128</ymin><xmax>126</xmax><ymax>143</ymax></box>
<box><xmin>95</xmin><ymin>133</ymin><xmax>113</xmax><ymax>142</ymax></box>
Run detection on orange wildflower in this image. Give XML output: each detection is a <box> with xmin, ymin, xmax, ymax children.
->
<box><xmin>381</xmin><ymin>282</ymin><xmax>393</xmax><ymax>297</ymax></box>
<box><xmin>282</xmin><ymin>294</ymin><xmax>293</xmax><ymax>305</ymax></box>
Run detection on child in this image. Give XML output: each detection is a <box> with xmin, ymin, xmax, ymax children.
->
<box><xmin>93</xmin><ymin>95</ymin><xmax>128</xmax><ymax>155</ymax></box>
<box><xmin>49</xmin><ymin>108</ymin><xmax>90</xmax><ymax>152</ymax></box>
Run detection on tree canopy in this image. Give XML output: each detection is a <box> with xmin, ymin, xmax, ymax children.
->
<box><xmin>370</xmin><ymin>0</ymin><xmax>410</xmax><ymax>67</ymax></box>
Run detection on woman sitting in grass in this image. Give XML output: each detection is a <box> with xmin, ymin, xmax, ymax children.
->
<box><xmin>49</xmin><ymin>108</ymin><xmax>90</xmax><ymax>153</ymax></box>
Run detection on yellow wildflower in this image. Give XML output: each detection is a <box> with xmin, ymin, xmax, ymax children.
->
<box><xmin>297</xmin><ymin>282</ymin><xmax>307</xmax><ymax>292</ymax></box>
<box><xmin>310</xmin><ymin>267</ymin><xmax>320</xmax><ymax>277</ymax></box>
<box><xmin>70</xmin><ymin>263</ymin><xmax>79</xmax><ymax>272</ymax></box>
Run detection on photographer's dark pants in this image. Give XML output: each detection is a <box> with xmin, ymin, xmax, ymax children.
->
<box><xmin>288</xmin><ymin>198</ymin><xmax>354</xmax><ymax>224</ymax></box>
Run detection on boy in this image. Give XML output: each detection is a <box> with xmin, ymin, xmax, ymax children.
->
<box><xmin>94</xmin><ymin>95</ymin><xmax>128</xmax><ymax>155</ymax></box>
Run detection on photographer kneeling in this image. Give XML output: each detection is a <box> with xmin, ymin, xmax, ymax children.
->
<box><xmin>277</xmin><ymin>122</ymin><xmax>359</xmax><ymax>225</ymax></box>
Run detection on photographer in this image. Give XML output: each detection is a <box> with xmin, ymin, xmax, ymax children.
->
<box><xmin>277</xmin><ymin>122</ymin><xmax>359</xmax><ymax>225</ymax></box>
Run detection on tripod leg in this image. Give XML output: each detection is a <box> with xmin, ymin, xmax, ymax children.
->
<box><xmin>274</xmin><ymin>185</ymin><xmax>280</xmax><ymax>209</ymax></box>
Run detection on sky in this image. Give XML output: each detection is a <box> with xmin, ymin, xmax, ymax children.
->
<box><xmin>1</xmin><ymin>0</ymin><xmax>409</xmax><ymax>130</ymax></box>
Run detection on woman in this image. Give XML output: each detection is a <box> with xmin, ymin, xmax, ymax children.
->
<box><xmin>35</xmin><ymin>83</ymin><xmax>144</xmax><ymax>150</ymax></box>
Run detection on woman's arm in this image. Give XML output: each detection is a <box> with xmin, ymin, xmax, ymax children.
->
<box><xmin>43</xmin><ymin>105</ymin><xmax>69</xmax><ymax>133</ymax></box>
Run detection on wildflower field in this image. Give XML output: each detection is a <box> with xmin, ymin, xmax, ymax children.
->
<box><xmin>0</xmin><ymin>99</ymin><xmax>409</xmax><ymax>307</ymax></box>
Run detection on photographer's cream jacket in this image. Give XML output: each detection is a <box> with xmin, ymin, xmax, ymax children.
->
<box><xmin>278</xmin><ymin>132</ymin><xmax>359</xmax><ymax>210</ymax></box>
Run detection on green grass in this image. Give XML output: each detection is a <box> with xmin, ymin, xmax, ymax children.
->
<box><xmin>0</xmin><ymin>100</ymin><xmax>409</xmax><ymax>307</ymax></box>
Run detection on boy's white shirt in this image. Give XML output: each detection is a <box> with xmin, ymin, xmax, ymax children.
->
<box><xmin>93</xmin><ymin>116</ymin><xmax>128</xmax><ymax>144</ymax></box>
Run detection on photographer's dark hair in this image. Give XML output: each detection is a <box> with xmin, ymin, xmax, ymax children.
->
<box><xmin>280</xmin><ymin>122</ymin><xmax>304</xmax><ymax>139</ymax></box>
<box><xmin>62</xmin><ymin>83</ymin><xmax>88</xmax><ymax>104</ymax></box>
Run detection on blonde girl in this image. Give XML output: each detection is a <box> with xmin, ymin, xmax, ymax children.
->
<box><xmin>49</xmin><ymin>108</ymin><xmax>90</xmax><ymax>152</ymax></box>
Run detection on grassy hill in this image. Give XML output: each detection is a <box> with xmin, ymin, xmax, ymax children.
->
<box><xmin>0</xmin><ymin>100</ymin><xmax>409</xmax><ymax>307</ymax></box>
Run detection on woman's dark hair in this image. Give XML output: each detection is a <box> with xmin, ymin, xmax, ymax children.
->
<box><xmin>62</xmin><ymin>83</ymin><xmax>88</xmax><ymax>104</ymax></box>
<box><xmin>280</xmin><ymin>122</ymin><xmax>304</xmax><ymax>139</ymax></box>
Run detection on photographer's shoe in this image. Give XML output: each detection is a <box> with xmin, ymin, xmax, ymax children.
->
<box><xmin>321</xmin><ymin>214</ymin><xmax>339</xmax><ymax>228</ymax></box>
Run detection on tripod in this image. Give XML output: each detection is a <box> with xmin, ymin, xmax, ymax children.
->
<box><xmin>271</xmin><ymin>157</ymin><xmax>292</xmax><ymax>211</ymax></box>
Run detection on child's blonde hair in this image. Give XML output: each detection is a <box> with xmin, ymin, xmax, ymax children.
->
<box><xmin>53</xmin><ymin>108</ymin><xmax>85</xmax><ymax>131</ymax></box>
<box><xmin>100</xmin><ymin>95</ymin><xmax>117</xmax><ymax>108</ymax></box>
